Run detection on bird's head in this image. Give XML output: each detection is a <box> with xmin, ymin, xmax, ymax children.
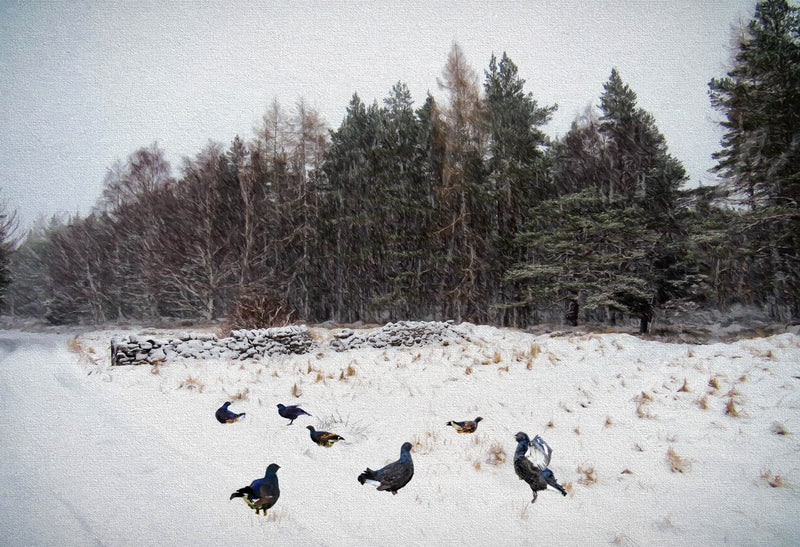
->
<box><xmin>276</xmin><ymin>404</ymin><xmax>285</xmax><ymax>409</ymax></box>
<box><xmin>306</xmin><ymin>425</ymin><xmax>315</xmax><ymax>431</ymax></box>
<box><xmin>401</xmin><ymin>442</ymin><xmax>413</xmax><ymax>453</ymax></box>
<box><xmin>514</xmin><ymin>432</ymin><xmax>530</xmax><ymax>443</ymax></box>
<box><xmin>475</xmin><ymin>417</ymin><xmax>484</xmax><ymax>423</ymax></box>
<box><xmin>222</xmin><ymin>401</ymin><xmax>231</xmax><ymax>407</ymax></box>
<box><xmin>266</xmin><ymin>463</ymin><xmax>281</xmax><ymax>473</ymax></box>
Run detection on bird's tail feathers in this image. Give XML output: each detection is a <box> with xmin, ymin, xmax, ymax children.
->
<box><xmin>230</xmin><ymin>486</ymin><xmax>253</xmax><ymax>500</ymax></box>
<box><xmin>358</xmin><ymin>468</ymin><xmax>380</xmax><ymax>486</ymax></box>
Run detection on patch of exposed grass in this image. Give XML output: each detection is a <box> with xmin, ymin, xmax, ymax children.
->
<box><xmin>178</xmin><ymin>376</ymin><xmax>204</xmax><ymax>392</ymax></box>
<box><xmin>666</xmin><ymin>446</ymin><xmax>691</xmax><ymax>473</ymax></box>
<box><xmin>760</xmin><ymin>469</ymin><xmax>788</xmax><ymax>488</ymax></box>
<box><xmin>634</xmin><ymin>391</ymin><xmax>655</xmax><ymax>419</ymax></box>
<box><xmin>724</xmin><ymin>397</ymin><xmax>740</xmax><ymax>417</ymax></box>
<box><xmin>577</xmin><ymin>465</ymin><xmax>597</xmax><ymax>485</ymax></box>
<box><xmin>485</xmin><ymin>440</ymin><xmax>506</xmax><ymax>465</ymax></box>
<box><xmin>412</xmin><ymin>430</ymin><xmax>439</xmax><ymax>455</ymax></box>
<box><xmin>771</xmin><ymin>421</ymin><xmax>789</xmax><ymax>436</ymax></box>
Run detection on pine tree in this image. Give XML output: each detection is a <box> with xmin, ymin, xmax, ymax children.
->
<box><xmin>599</xmin><ymin>68</ymin><xmax>686</xmax><ymax>210</ymax></box>
<box><xmin>709</xmin><ymin>0</ymin><xmax>800</xmax><ymax>207</ymax></box>
<box><xmin>483</xmin><ymin>52</ymin><xmax>556</xmax><ymax>324</ymax></box>
<box><xmin>510</xmin><ymin>71</ymin><xmax>690</xmax><ymax>332</ymax></box>
<box><xmin>708</xmin><ymin>0</ymin><xmax>800</xmax><ymax>319</ymax></box>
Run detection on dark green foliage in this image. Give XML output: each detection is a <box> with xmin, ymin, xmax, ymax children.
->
<box><xmin>0</xmin><ymin>204</ymin><xmax>17</xmax><ymax>310</ymax></box>
<box><xmin>599</xmin><ymin>68</ymin><xmax>687</xmax><ymax>209</ymax></box>
<box><xmin>483</xmin><ymin>53</ymin><xmax>556</xmax><ymax>324</ymax></box>
<box><xmin>709</xmin><ymin>0</ymin><xmax>800</xmax><ymax>319</ymax></box>
<box><xmin>316</xmin><ymin>86</ymin><xmax>437</xmax><ymax>322</ymax></box>
<box><xmin>509</xmin><ymin>69</ymin><xmax>689</xmax><ymax>331</ymax></box>
<box><xmin>709</xmin><ymin>0</ymin><xmax>800</xmax><ymax>207</ymax></box>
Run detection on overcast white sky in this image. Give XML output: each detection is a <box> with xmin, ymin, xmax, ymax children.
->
<box><xmin>1</xmin><ymin>1</ymin><xmax>754</xmax><ymax>230</ymax></box>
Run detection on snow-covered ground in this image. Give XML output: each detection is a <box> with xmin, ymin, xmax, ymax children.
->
<box><xmin>1</xmin><ymin>323</ymin><xmax>798</xmax><ymax>545</ymax></box>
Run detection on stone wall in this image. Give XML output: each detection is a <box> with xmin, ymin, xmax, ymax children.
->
<box><xmin>329</xmin><ymin>320</ymin><xmax>464</xmax><ymax>351</ymax></box>
<box><xmin>110</xmin><ymin>321</ymin><xmax>467</xmax><ymax>365</ymax></box>
<box><xmin>110</xmin><ymin>325</ymin><xmax>315</xmax><ymax>365</ymax></box>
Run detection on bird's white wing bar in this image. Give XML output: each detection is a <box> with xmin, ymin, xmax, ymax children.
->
<box><xmin>528</xmin><ymin>435</ymin><xmax>553</xmax><ymax>470</ymax></box>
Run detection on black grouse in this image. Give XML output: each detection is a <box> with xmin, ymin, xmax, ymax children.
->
<box><xmin>215</xmin><ymin>401</ymin><xmax>246</xmax><ymax>424</ymax></box>
<box><xmin>357</xmin><ymin>442</ymin><xmax>414</xmax><ymax>495</ymax></box>
<box><xmin>306</xmin><ymin>425</ymin><xmax>345</xmax><ymax>447</ymax></box>
<box><xmin>446</xmin><ymin>416</ymin><xmax>483</xmax><ymax>433</ymax></box>
<box><xmin>276</xmin><ymin>403</ymin><xmax>311</xmax><ymax>425</ymax></box>
<box><xmin>230</xmin><ymin>463</ymin><xmax>281</xmax><ymax>515</ymax></box>
<box><xmin>513</xmin><ymin>432</ymin><xmax>568</xmax><ymax>503</ymax></box>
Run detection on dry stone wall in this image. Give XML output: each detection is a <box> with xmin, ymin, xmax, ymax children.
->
<box><xmin>110</xmin><ymin>326</ymin><xmax>315</xmax><ymax>365</ymax></box>
<box><xmin>110</xmin><ymin>321</ymin><xmax>467</xmax><ymax>365</ymax></box>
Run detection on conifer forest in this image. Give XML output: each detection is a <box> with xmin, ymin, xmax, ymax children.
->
<box><xmin>2</xmin><ymin>0</ymin><xmax>798</xmax><ymax>330</ymax></box>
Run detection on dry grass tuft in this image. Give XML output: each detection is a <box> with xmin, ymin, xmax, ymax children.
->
<box><xmin>577</xmin><ymin>465</ymin><xmax>597</xmax><ymax>485</ymax></box>
<box><xmin>708</xmin><ymin>375</ymin><xmax>721</xmax><ymax>390</ymax></box>
<box><xmin>697</xmin><ymin>395</ymin><xmax>709</xmax><ymax>410</ymax></box>
<box><xmin>771</xmin><ymin>421</ymin><xmax>789</xmax><ymax>436</ymax></box>
<box><xmin>492</xmin><ymin>351</ymin><xmax>502</xmax><ymax>364</ymax></box>
<box><xmin>604</xmin><ymin>416</ymin><xmax>613</xmax><ymax>428</ymax></box>
<box><xmin>67</xmin><ymin>336</ymin><xmax>84</xmax><ymax>354</ymax></box>
<box><xmin>231</xmin><ymin>387</ymin><xmax>250</xmax><ymax>401</ymax></box>
<box><xmin>178</xmin><ymin>376</ymin><xmax>204</xmax><ymax>392</ymax></box>
<box><xmin>666</xmin><ymin>446</ymin><xmax>691</xmax><ymax>473</ymax></box>
<box><xmin>485</xmin><ymin>440</ymin><xmax>506</xmax><ymax>465</ymax></box>
<box><xmin>291</xmin><ymin>382</ymin><xmax>302</xmax><ymax>398</ymax></box>
<box><xmin>760</xmin><ymin>469</ymin><xmax>788</xmax><ymax>488</ymax></box>
<box><xmin>412</xmin><ymin>430</ymin><xmax>439</xmax><ymax>455</ymax></box>
<box><xmin>465</xmin><ymin>365</ymin><xmax>473</xmax><ymax>375</ymax></box>
<box><xmin>677</xmin><ymin>379</ymin><xmax>690</xmax><ymax>392</ymax></box>
<box><xmin>573</xmin><ymin>426</ymin><xmax>581</xmax><ymax>435</ymax></box>
<box><xmin>634</xmin><ymin>391</ymin><xmax>655</xmax><ymax>419</ymax></box>
<box><xmin>724</xmin><ymin>397</ymin><xmax>740</xmax><ymax>417</ymax></box>
<box><xmin>473</xmin><ymin>460</ymin><xmax>482</xmax><ymax>471</ymax></box>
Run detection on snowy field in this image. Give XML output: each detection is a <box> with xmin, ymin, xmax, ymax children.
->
<box><xmin>1</xmin><ymin>322</ymin><xmax>798</xmax><ymax>546</ymax></box>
